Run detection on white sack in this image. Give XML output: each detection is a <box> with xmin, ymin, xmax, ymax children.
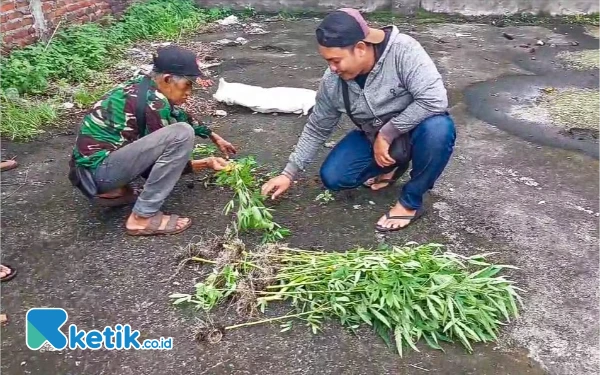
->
<box><xmin>212</xmin><ymin>78</ymin><xmax>316</xmax><ymax>115</ymax></box>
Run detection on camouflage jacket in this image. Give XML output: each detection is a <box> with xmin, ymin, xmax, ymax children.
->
<box><xmin>72</xmin><ymin>75</ymin><xmax>211</xmax><ymax>169</ymax></box>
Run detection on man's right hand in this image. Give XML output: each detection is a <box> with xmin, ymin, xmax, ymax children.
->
<box><xmin>261</xmin><ymin>174</ymin><xmax>292</xmax><ymax>200</ymax></box>
<box><xmin>192</xmin><ymin>157</ymin><xmax>230</xmax><ymax>172</ymax></box>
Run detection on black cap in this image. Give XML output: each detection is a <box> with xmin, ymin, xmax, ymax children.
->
<box><xmin>152</xmin><ymin>45</ymin><xmax>204</xmax><ymax>77</ymax></box>
<box><xmin>316</xmin><ymin>8</ymin><xmax>385</xmax><ymax>48</ymax></box>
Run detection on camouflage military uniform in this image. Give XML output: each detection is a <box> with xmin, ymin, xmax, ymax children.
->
<box><xmin>72</xmin><ymin>75</ymin><xmax>211</xmax><ymax>170</ymax></box>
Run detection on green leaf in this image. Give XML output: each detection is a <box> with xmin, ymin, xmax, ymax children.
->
<box><xmin>453</xmin><ymin>324</ymin><xmax>473</xmax><ymax>352</ymax></box>
<box><xmin>427</xmin><ymin>298</ymin><xmax>441</xmax><ymax>320</ymax></box>
<box><xmin>424</xmin><ymin>332</ymin><xmax>443</xmax><ymax>350</ymax></box>
<box><xmin>373</xmin><ymin>320</ymin><xmax>392</xmax><ymax>348</ymax></box>
<box><xmin>412</xmin><ymin>304</ymin><xmax>429</xmax><ymax>320</ymax></box>
<box><xmin>394</xmin><ymin>325</ymin><xmax>404</xmax><ymax>357</ymax></box>
<box><xmin>369</xmin><ymin>307</ymin><xmax>392</xmax><ymax>329</ymax></box>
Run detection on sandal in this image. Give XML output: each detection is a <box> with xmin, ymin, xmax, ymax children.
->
<box><xmin>375</xmin><ymin>207</ymin><xmax>425</xmax><ymax>233</ymax></box>
<box><xmin>1</xmin><ymin>264</ymin><xmax>17</xmax><ymax>282</ymax></box>
<box><xmin>363</xmin><ymin>167</ymin><xmax>406</xmax><ymax>190</ymax></box>
<box><xmin>126</xmin><ymin>211</ymin><xmax>192</xmax><ymax>236</ymax></box>
<box><xmin>94</xmin><ymin>186</ymin><xmax>141</xmax><ymax>207</ymax></box>
<box><xmin>0</xmin><ymin>160</ymin><xmax>18</xmax><ymax>172</ymax></box>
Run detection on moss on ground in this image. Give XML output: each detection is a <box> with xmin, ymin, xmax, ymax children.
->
<box><xmin>585</xmin><ymin>25</ymin><xmax>599</xmax><ymax>38</ymax></box>
<box><xmin>539</xmin><ymin>88</ymin><xmax>600</xmax><ymax>130</ymax></box>
<box><xmin>556</xmin><ymin>50</ymin><xmax>600</xmax><ymax>70</ymax></box>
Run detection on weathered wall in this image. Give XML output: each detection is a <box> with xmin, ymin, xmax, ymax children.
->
<box><xmin>0</xmin><ymin>0</ymin><xmax>132</xmax><ymax>50</ymax></box>
<box><xmin>420</xmin><ymin>0</ymin><xmax>599</xmax><ymax>16</ymax></box>
<box><xmin>196</xmin><ymin>0</ymin><xmax>599</xmax><ymax>15</ymax></box>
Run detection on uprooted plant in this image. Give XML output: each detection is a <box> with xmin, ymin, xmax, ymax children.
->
<box><xmin>170</xmin><ymin>239</ymin><xmax>524</xmax><ymax>357</ymax></box>
<box><xmin>210</xmin><ymin>156</ymin><xmax>290</xmax><ymax>243</ymax></box>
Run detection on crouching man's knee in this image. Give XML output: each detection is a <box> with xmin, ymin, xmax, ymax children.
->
<box><xmin>319</xmin><ymin>165</ymin><xmax>345</xmax><ymax>191</ymax></box>
<box><xmin>170</xmin><ymin>122</ymin><xmax>195</xmax><ymax>144</ymax></box>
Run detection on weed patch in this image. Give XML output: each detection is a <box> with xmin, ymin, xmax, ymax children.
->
<box><xmin>1</xmin><ymin>0</ymin><xmax>227</xmax><ymax>96</ymax></box>
<box><xmin>0</xmin><ymin>0</ymin><xmax>233</xmax><ymax>140</ymax></box>
<box><xmin>0</xmin><ymin>91</ymin><xmax>59</xmax><ymax>140</ymax></box>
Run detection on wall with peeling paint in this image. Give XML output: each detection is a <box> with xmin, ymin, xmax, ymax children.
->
<box><xmin>196</xmin><ymin>0</ymin><xmax>598</xmax><ymax>16</ymax></box>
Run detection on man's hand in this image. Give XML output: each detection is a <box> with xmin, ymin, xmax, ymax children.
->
<box><xmin>192</xmin><ymin>157</ymin><xmax>230</xmax><ymax>172</ymax></box>
<box><xmin>373</xmin><ymin>134</ymin><xmax>395</xmax><ymax>167</ymax></box>
<box><xmin>210</xmin><ymin>133</ymin><xmax>237</xmax><ymax>159</ymax></box>
<box><xmin>261</xmin><ymin>174</ymin><xmax>292</xmax><ymax>200</ymax></box>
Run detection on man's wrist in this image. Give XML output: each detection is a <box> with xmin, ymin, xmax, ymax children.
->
<box><xmin>282</xmin><ymin>162</ymin><xmax>300</xmax><ymax>181</ymax></box>
<box><xmin>379</xmin><ymin>122</ymin><xmax>400</xmax><ymax>144</ymax></box>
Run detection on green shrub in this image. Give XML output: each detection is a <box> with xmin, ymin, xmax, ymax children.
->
<box><xmin>1</xmin><ymin>0</ymin><xmax>222</xmax><ymax>96</ymax></box>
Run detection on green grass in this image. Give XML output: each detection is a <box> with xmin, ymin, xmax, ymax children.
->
<box><xmin>0</xmin><ymin>0</ymin><xmax>235</xmax><ymax>141</ymax></box>
<box><xmin>1</xmin><ymin>0</ymin><xmax>232</xmax><ymax>96</ymax></box>
<box><xmin>0</xmin><ymin>92</ymin><xmax>59</xmax><ymax>140</ymax></box>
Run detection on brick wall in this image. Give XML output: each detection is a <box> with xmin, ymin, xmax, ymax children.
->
<box><xmin>1</xmin><ymin>0</ymin><xmax>133</xmax><ymax>50</ymax></box>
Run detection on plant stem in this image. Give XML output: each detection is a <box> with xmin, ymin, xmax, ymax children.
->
<box><xmin>224</xmin><ymin>308</ymin><xmax>332</xmax><ymax>330</ymax></box>
<box><xmin>191</xmin><ymin>257</ymin><xmax>217</xmax><ymax>264</ymax></box>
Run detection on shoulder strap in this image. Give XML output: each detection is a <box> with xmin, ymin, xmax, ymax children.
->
<box><xmin>340</xmin><ymin>79</ymin><xmax>361</xmax><ymax>128</ymax></box>
<box><xmin>136</xmin><ymin>76</ymin><xmax>151</xmax><ymax>136</ymax></box>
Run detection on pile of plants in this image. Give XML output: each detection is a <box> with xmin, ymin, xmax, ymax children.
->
<box><xmin>170</xmin><ymin>239</ymin><xmax>523</xmax><ymax>356</ymax></box>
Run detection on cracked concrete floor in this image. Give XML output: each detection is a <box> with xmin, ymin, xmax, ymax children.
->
<box><xmin>1</xmin><ymin>18</ymin><xmax>598</xmax><ymax>375</ymax></box>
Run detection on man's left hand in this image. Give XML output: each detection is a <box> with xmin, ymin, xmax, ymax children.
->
<box><xmin>374</xmin><ymin>134</ymin><xmax>396</xmax><ymax>167</ymax></box>
<box><xmin>211</xmin><ymin>134</ymin><xmax>237</xmax><ymax>159</ymax></box>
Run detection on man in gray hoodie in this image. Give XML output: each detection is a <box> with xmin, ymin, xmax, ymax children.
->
<box><xmin>261</xmin><ymin>8</ymin><xmax>456</xmax><ymax>232</ymax></box>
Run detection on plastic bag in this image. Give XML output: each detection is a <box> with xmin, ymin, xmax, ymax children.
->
<box><xmin>212</xmin><ymin>78</ymin><xmax>316</xmax><ymax>115</ymax></box>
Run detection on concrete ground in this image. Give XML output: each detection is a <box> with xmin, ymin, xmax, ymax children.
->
<box><xmin>1</xmin><ymin>18</ymin><xmax>599</xmax><ymax>375</ymax></box>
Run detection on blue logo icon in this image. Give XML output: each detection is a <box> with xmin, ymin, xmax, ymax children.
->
<box><xmin>26</xmin><ymin>308</ymin><xmax>173</xmax><ymax>350</ymax></box>
<box><xmin>26</xmin><ymin>308</ymin><xmax>69</xmax><ymax>350</ymax></box>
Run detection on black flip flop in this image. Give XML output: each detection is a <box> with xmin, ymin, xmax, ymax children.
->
<box><xmin>1</xmin><ymin>264</ymin><xmax>17</xmax><ymax>282</ymax></box>
<box><xmin>362</xmin><ymin>167</ymin><xmax>405</xmax><ymax>190</ymax></box>
<box><xmin>375</xmin><ymin>207</ymin><xmax>425</xmax><ymax>233</ymax></box>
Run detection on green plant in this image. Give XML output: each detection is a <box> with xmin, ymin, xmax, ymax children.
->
<box><xmin>192</xmin><ymin>143</ymin><xmax>219</xmax><ymax>159</ymax></box>
<box><xmin>214</xmin><ymin>157</ymin><xmax>290</xmax><ymax>243</ymax></box>
<box><xmin>172</xmin><ymin>241</ymin><xmax>523</xmax><ymax>357</ymax></box>
<box><xmin>1</xmin><ymin>0</ymin><xmax>213</xmax><ymax>96</ymax></box>
<box><xmin>315</xmin><ymin>190</ymin><xmax>335</xmax><ymax>205</ymax></box>
<box><xmin>0</xmin><ymin>91</ymin><xmax>59</xmax><ymax>140</ymax></box>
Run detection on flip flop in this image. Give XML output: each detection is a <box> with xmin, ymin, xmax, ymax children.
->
<box><xmin>375</xmin><ymin>207</ymin><xmax>425</xmax><ymax>233</ymax></box>
<box><xmin>363</xmin><ymin>167</ymin><xmax>405</xmax><ymax>190</ymax></box>
<box><xmin>126</xmin><ymin>211</ymin><xmax>192</xmax><ymax>236</ymax></box>
<box><xmin>1</xmin><ymin>264</ymin><xmax>17</xmax><ymax>282</ymax></box>
<box><xmin>0</xmin><ymin>160</ymin><xmax>18</xmax><ymax>172</ymax></box>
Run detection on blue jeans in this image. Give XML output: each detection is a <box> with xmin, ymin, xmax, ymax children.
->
<box><xmin>319</xmin><ymin>114</ymin><xmax>456</xmax><ymax>210</ymax></box>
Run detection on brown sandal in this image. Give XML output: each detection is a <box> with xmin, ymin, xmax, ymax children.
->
<box><xmin>126</xmin><ymin>211</ymin><xmax>192</xmax><ymax>236</ymax></box>
<box><xmin>94</xmin><ymin>186</ymin><xmax>141</xmax><ymax>207</ymax></box>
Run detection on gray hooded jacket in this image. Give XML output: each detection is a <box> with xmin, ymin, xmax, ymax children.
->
<box><xmin>283</xmin><ymin>26</ymin><xmax>448</xmax><ymax>179</ymax></box>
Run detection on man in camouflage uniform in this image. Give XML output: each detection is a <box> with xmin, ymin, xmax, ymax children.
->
<box><xmin>71</xmin><ymin>45</ymin><xmax>236</xmax><ymax>236</ymax></box>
